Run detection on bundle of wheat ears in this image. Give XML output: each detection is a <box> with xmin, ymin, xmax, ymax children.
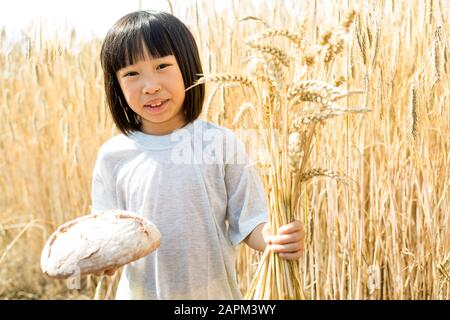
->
<box><xmin>189</xmin><ymin>9</ymin><xmax>368</xmax><ymax>299</ymax></box>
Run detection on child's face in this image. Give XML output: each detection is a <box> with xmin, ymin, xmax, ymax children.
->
<box><xmin>116</xmin><ymin>45</ymin><xmax>186</xmax><ymax>135</ymax></box>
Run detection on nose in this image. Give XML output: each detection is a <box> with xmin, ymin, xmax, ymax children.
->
<box><xmin>142</xmin><ymin>80</ymin><xmax>161</xmax><ymax>95</ymax></box>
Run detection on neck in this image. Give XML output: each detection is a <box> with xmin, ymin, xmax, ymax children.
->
<box><xmin>140</xmin><ymin>116</ymin><xmax>187</xmax><ymax>136</ymax></box>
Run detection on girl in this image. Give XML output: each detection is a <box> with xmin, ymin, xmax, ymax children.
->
<box><xmin>93</xmin><ymin>10</ymin><xmax>304</xmax><ymax>299</ymax></box>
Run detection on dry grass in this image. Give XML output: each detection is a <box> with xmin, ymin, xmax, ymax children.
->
<box><xmin>1</xmin><ymin>0</ymin><xmax>449</xmax><ymax>299</ymax></box>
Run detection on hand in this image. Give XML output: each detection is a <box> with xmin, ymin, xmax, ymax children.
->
<box><xmin>263</xmin><ymin>220</ymin><xmax>305</xmax><ymax>260</ymax></box>
<box><xmin>94</xmin><ymin>267</ymin><xmax>118</xmax><ymax>277</ymax></box>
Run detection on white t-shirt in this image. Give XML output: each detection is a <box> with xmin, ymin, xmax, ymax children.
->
<box><xmin>91</xmin><ymin>119</ymin><xmax>268</xmax><ymax>299</ymax></box>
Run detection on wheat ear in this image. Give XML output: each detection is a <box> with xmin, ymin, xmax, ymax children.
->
<box><xmin>292</xmin><ymin>107</ymin><xmax>369</xmax><ymax>126</ymax></box>
<box><xmin>245</xmin><ymin>28</ymin><xmax>304</xmax><ymax>49</ymax></box>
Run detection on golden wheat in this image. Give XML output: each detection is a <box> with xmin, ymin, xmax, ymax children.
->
<box><xmin>245</xmin><ymin>28</ymin><xmax>304</xmax><ymax>49</ymax></box>
<box><xmin>1</xmin><ymin>0</ymin><xmax>448</xmax><ymax>300</ymax></box>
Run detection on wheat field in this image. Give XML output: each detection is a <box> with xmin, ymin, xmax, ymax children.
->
<box><xmin>0</xmin><ymin>0</ymin><xmax>449</xmax><ymax>299</ymax></box>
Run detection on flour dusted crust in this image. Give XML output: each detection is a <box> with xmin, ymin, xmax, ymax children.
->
<box><xmin>40</xmin><ymin>210</ymin><xmax>161</xmax><ymax>279</ymax></box>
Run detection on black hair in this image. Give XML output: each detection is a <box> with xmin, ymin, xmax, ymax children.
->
<box><xmin>100</xmin><ymin>10</ymin><xmax>205</xmax><ymax>135</ymax></box>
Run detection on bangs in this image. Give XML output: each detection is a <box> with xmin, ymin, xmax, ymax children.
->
<box><xmin>103</xmin><ymin>12</ymin><xmax>175</xmax><ymax>72</ymax></box>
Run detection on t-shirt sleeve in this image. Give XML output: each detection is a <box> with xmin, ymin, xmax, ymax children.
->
<box><xmin>91</xmin><ymin>146</ymin><xmax>119</xmax><ymax>213</ymax></box>
<box><xmin>224</xmin><ymin>134</ymin><xmax>269</xmax><ymax>246</ymax></box>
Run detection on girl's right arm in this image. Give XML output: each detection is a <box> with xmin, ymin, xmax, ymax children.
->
<box><xmin>91</xmin><ymin>148</ymin><xmax>121</xmax><ymax>277</ymax></box>
<box><xmin>91</xmin><ymin>147</ymin><xmax>118</xmax><ymax>213</ymax></box>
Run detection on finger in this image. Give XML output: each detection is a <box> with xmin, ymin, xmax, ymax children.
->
<box><xmin>270</xmin><ymin>231</ymin><xmax>304</xmax><ymax>245</ymax></box>
<box><xmin>279</xmin><ymin>250</ymin><xmax>303</xmax><ymax>260</ymax></box>
<box><xmin>269</xmin><ymin>242</ymin><xmax>303</xmax><ymax>253</ymax></box>
<box><xmin>278</xmin><ymin>221</ymin><xmax>303</xmax><ymax>235</ymax></box>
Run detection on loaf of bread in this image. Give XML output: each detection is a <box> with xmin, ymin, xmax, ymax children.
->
<box><xmin>40</xmin><ymin>210</ymin><xmax>161</xmax><ymax>279</ymax></box>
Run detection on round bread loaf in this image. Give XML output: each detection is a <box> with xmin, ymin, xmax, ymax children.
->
<box><xmin>40</xmin><ymin>210</ymin><xmax>161</xmax><ymax>279</ymax></box>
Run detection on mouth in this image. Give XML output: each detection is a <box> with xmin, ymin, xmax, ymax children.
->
<box><xmin>143</xmin><ymin>99</ymin><xmax>169</xmax><ymax>113</ymax></box>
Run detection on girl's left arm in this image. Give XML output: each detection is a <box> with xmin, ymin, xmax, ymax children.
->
<box><xmin>244</xmin><ymin>220</ymin><xmax>305</xmax><ymax>260</ymax></box>
<box><xmin>243</xmin><ymin>222</ymin><xmax>267</xmax><ymax>251</ymax></box>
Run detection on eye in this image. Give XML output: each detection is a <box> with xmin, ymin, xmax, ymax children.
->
<box><xmin>123</xmin><ymin>71</ymin><xmax>138</xmax><ymax>77</ymax></box>
<box><xmin>156</xmin><ymin>64</ymin><xmax>170</xmax><ymax>70</ymax></box>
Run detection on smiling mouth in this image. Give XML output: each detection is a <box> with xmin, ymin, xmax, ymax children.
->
<box><xmin>143</xmin><ymin>100</ymin><xmax>168</xmax><ymax>113</ymax></box>
<box><xmin>144</xmin><ymin>99</ymin><xmax>168</xmax><ymax>108</ymax></box>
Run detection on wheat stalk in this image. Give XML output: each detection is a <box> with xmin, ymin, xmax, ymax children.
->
<box><xmin>232</xmin><ymin>102</ymin><xmax>256</xmax><ymax>126</ymax></box>
<box><xmin>409</xmin><ymin>80</ymin><xmax>418</xmax><ymax>140</ymax></box>
<box><xmin>245</xmin><ymin>28</ymin><xmax>304</xmax><ymax>49</ymax></box>
<box><xmin>298</xmin><ymin>169</ymin><xmax>344</xmax><ymax>182</ymax></box>
<box><xmin>432</xmin><ymin>26</ymin><xmax>442</xmax><ymax>86</ymax></box>
<box><xmin>246</xmin><ymin>43</ymin><xmax>291</xmax><ymax>68</ymax></box>
<box><xmin>187</xmin><ymin>74</ymin><xmax>255</xmax><ymax>89</ymax></box>
<box><xmin>341</xmin><ymin>10</ymin><xmax>356</xmax><ymax>32</ymax></box>
<box><xmin>288</xmin><ymin>80</ymin><xmax>364</xmax><ymax>109</ymax></box>
<box><xmin>292</xmin><ymin>107</ymin><xmax>369</xmax><ymax>126</ymax></box>
<box><xmin>288</xmin><ymin>132</ymin><xmax>304</xmax><ymax>170</ymax></box>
